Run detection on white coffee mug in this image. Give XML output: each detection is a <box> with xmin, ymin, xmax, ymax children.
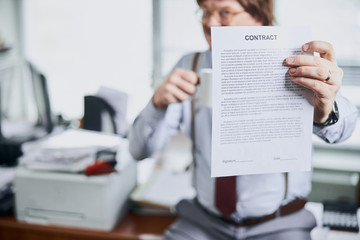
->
<box><xmin>198</xmin><ymin>68</ymin><xmax>213</xmax><ymax>108</ymax></box>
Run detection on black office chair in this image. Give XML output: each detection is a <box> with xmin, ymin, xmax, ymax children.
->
<box><xmin>82</xmin><ymin>95</ymin><xmax>117</xmax><ymax>134</ymax></box>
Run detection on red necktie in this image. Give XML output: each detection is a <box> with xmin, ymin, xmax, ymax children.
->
<box><xmin>215</xmin><ymin>176</ymin><xmax>237</xmax><ymax>219</ymax></box>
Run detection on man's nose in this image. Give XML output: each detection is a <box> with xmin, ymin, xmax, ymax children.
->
<box><xmin>203</xmin><ymin>14</ymin><xmax>222</xmax><ymax>27</ymax></box>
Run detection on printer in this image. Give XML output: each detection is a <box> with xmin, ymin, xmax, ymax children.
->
<box><xmin>14</xmin><ymin>139</ymin><xmax>137</xmax><ymax>231</ymax></box>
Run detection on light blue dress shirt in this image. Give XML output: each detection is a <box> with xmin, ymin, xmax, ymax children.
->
<box><xmin>129</xmin><ymin>50</ymin><xmax>358</xmax><ymax>221</ymax></box>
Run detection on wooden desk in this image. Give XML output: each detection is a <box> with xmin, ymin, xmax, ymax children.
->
<box><xmin>2</xmin><ymin>205</ymin><xmax>359</xmax><ymax>240</ymax></box>
<box><xmin>0</xmin><ymin>213</ymin><xmax>176</xmax><ymax>240</ymax></box>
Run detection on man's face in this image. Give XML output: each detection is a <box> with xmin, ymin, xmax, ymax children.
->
<box><xmin>200</xmin><ymin>0</ymin><xmax>262</xmax><ymax>48</ymax></box>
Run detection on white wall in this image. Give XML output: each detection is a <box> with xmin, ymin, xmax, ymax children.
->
<box><xmin>160</xmin><ymin>0</ymin><xmax>208</xmax><ymax>81</ymax></box>
<box><xmin>24</xmin><ymin>0</ymin><xmax>153</xmax><ymax>121</ymax></box>
<box><xmin>0</xmin><ymin>0</ymin><xmax>35</xmax><ymax>122</ymax></box>
<box><xmin>0</xmin><ymin>0</ymin><xmax>22</xmax><ymax>60</ymax></box>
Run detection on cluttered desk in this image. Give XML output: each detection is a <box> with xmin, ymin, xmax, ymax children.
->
<box><xmin>0</xmin><ymin>47</ymin><xmax>178</xmax><ymax>239</ymax></box>
<box><xmin>0</xmin><ymin>129</ymin><xmax>360</xmax><ymax>240</ymax></box>
<box><xmin>0</xmin><ymin>129</ymin><xmax>176</xmax><ymax>240</ymax></box>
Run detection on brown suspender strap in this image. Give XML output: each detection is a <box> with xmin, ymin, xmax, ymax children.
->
<box><xmin>192</xmin><ymin>52</ymin><xmax>201</xmax><ymax>73</ymax></box>
<box><xmin>283</xmin><ymin>172</ymin><xmax>288</xmax><ymax>200</ymax></box>
<box><xmin>191</xmin><ymin>52</ymin><xmax>200</xmax><ymax>161</ymax></box>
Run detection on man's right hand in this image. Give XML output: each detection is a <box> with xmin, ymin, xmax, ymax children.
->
<box><xmin>152</xmin><ymin>68</ymin><xmax>198</xmax><ymax>109</ymax></box>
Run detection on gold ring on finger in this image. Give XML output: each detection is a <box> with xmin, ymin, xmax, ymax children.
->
<box><xmin>324</xmin><ymin>70</ymin><xmax>331</xmax><ymax>82</ymax></box>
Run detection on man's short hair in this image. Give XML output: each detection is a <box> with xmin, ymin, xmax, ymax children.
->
<box><xmin>196</xmin><ymin>0</ymin><xmax>274</xmax><ymax>26</ymax></box>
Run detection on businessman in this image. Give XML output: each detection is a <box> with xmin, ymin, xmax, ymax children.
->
<box><xmin>129</xmin><ymin>0</ymin><xmax>358</xmax><ymax>239</ymax></box>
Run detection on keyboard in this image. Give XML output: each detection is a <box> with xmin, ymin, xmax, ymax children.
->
<box><xmin>322</xmin><ymin>201</ymin><xmax>359</xmax><ymax>232</ymax></box>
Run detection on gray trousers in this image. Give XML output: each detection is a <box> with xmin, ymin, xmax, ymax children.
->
<box><xmin>163</xmin><ymin>199</ymin><xmax>317</xmax><ymax>240</ymax></box>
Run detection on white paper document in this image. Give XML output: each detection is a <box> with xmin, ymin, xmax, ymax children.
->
<box><xmin>211</xmin><ymin>26</ymin><xmax>313</xmax><ymax>177</ymax></box>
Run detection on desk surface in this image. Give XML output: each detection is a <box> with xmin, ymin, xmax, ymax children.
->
<box><xmin>0</xmin><ymin>213</ymin><xmax>176</xmax><ymax>240</ymax></box>
<box><xmin>1</xmin><ymin>209</ymin><xmax>360</xmax><ymax>240</ymax></box>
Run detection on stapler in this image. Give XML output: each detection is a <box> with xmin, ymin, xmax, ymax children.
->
<box><xmin>85</xmin><ymin>149</ymin><xmax>117</xmax><ymax>176</ymax></box>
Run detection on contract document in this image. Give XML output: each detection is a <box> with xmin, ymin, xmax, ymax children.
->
<box><xmin>211</xmin><ymin>26</ymin><xmax>313</xmax><ymax>177</ymax></box>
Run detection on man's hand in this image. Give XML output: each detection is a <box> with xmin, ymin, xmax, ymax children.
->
<box><xmin>153</xmin><ymin>68</ymin><xmax>198</xmax><ymax>109</ymax></box>
<box><xmin>285</xmin><ymin>41</ymin><xmax>342</xmax><ymax>124</ymax></box>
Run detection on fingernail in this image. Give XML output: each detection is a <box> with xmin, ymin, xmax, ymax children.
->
<box><xmin>286</xmin><ymin>57</ymin><xmax>295</xmax><ymax>64</ymax></box>
<box><xmin>289</xmin><ymin>68</ymin><xmax>296</xmax><ymax>75</ymax></box>
<box><xmin>303</xmin><ymin>44</ymin><xmax>310</xmax><ymax>51</ymax></box>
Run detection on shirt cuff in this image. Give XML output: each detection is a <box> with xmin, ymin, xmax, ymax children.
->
<box><xmin>313</xmin><ymin>123</ymin><xmax>341</xmax><ymax>143</ymax></box>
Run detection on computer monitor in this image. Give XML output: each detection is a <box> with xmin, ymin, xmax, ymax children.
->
<box><xmin>28</xmin><ymin>61</ymin><xmax>54</xmax><ymax>134</ymax></box>
<box><xmin>0</xmin><ymin>61</ymin><xmax>54</xmax><ymax>166</ymax></box>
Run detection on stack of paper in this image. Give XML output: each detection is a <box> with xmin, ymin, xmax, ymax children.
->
<box><xmin>19</xmin><ymin>129</ymin><xmax>122</xmax><ymax>172</ymax></box>
<box><xmin>131</xmin><ymin>167</ymin><xmax>196</xmax><ymax>211</ymax></box>
<box><xmin>130</xmin><ymin>132</ymin><xmax>196</xmax><ymax>213</ymax></box>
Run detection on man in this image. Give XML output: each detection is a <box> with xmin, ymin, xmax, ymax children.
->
<box><xmin>129</xmin><ymin>0</ymin><xmax>358</xmax><ymax>239</ymax></box>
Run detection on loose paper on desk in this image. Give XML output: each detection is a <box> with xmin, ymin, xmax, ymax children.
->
<box><xmin>211</xmin><ymin>26</ymin><xmax>313</xmax><ymax>177</ymax></box>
